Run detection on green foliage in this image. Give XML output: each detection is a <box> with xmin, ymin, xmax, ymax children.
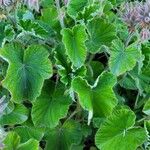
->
<box><xmin>0</xmin><ymin>43</ymin><xmax>52</xmax><ymax>103</ymax></box>
<box><xmin>45</xmin><ymin>120</ymin><xmax>82</xmax><ymax>150</ymax></box>
<box><xmin>61</xmin><ymin>25</ymin><xmax>87</xmax><ymax>68</ymax></box>
<box><xmin>67</xmin><ymin>0</ymin><xmax>88</xmax><ymax>18</ymax></box>
<box><xmin>32</xmin><ymin>81</ymin><xmax>71</xmax><ymax>128</ymax></box>
<box><xmin>4</xmin><ymin>132</ymin><xmax>39</xmax><ymax>150</ymax></box>
<box><xmin>86</xmin><ymin>18</ymin><xmax>116</xmax><ymax>53</ymax></box>
<box><xmin>95</xmin><ymin>108</ymin><xmax>147</xmax><ymax>150</ymax></box>
<box><xmin>72</xmin><ymin>72</ymin><xmax>117</xmax><ymax>124</ymax></box>
<box><xmin>14</xmin><ymin>126</ymin><xmax>44</xmax><ymax>143</ymax></box>
<box><xmin>109</xmin><ymin>39</ymin><xmax>141</xmax><ymax>76</ymax></box>
<box><xmin>0</xmin><ymin>104</ymin><xmax>28</xmax><ymax>125</ymax></box>
<box><xmin>0</xmin><ymin>0</ymin><xmax>149</xmax><ymax>150</ymax></box>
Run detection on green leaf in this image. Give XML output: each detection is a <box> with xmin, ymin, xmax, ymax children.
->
<box><xmin>144</xmin><ymin>120</ymin><xmax>150</xmax><ymax>133</ymax></box>
<box><xmin>22</xmin><ymin>10</ymin><xmax>34</xmax><ymax>20</ymax></box>
<box><xmin>109</xmin><ymin>39</ymin><xmax>141</xmax><ymax>76</ymax></box>
<box><xmin>45</xmin><ymin>120</ymin><xmax>82</xmax><ymax>150</ymax></box>
<box><xmin>41</xmin><ymin>0</ymin><xmax>54</xmax><ymax>8</ymax></box>
<box><xmin>55</xmin><ymin>44</ymin><xmax>86</xmax><ymax>86</ymax></box>
<box><xmin>72</xmin><ymin>72</ymin><xmax>117</xmax><ymax>124</ymax></box>
<box><xmin>0</xmin><ymin>43</ymin><xmax>52</xmax><ymax>103</ymax></box>
<box><xmin>0</xmin><ymin>23</ymin><xmax>15</xmax><ymax>47</ymax></box>
<box><xmin>67</xmin><ymin>0</ymin><xmax>88</xmax><ymax>18</ymax></box>
<box><xmin>32</xmin><ymin>81</ymin><xmax>71</xmax><ymax>128</ymax></box>
<box><xmin>143</xmin><ymin>99</ymin><xmax>150</xmax><ymax>115</ymax></box>
<box><xmin>142</xmin><ymin>45</ymin><xmax>150</xmax><ymax>72</ymax></box>
<box><xmin>3</xmin><ymin>101</ymin><xmax>15</xmax><ymax>115</ymax></box>
<box><xmin>119</xmin><ymin>73</ymin><xmax>137</xmax><ymax>90</ymax></box>
<box><xmin>0</xmin><ymin>22</ymin><xmax>5</xmax><ymax>47</ymax></box>
<box><xmin>77</xmin><ymin>4</ymin><xmax>99</xmax><ymax>21</ymax></box>
<box><xmin>4</xmin><ymin>132</ymin><xmax>20</xmax><ymax>150</ymax></box>
<box><xmin>17</xmin><ymin>139</ymin><xmax>39</xmax><ymax>150</ymax></box>
<box><xmin>71</xmin><ymin>145</ymin><xmax>84</xmax><ymax>150</ymax></box>
<box><xmin>14</xmin><ymin>126</ymin><xmax>44</xmax><ymax>143</ymax></box>
<box><xmin>40</xmin><ymin>6</ymin><xmax>60</xmax><ymax>31</ymax></box>
<box><xmin>19</xmin><ymin>20</ymin><xmax>48</xmax><ymax>38</ymax></box>
<box><xmin>4</xmin><ymin>132</ymin><xmax>39</xmax><ymax>150</ymax></box>
<box><xmin>0</xmin><ymin>104</ymin><xmax>28</xmax><ymax>126</ymax></box>
<box><xmin>3</xmin><ymin>25</ymin><xmax>15</xmax><ymax>43</ymax></box>
<box><xmin>95</xmin><ymin>108</ymin><xmax>147</xmax><ymax>150</ymax></box>
<box><xmin>86</xmin><ymin>18</ymin><xmax>116</xmax><ymax>53</ymax></box>
<box><xmin>61</xmin><ymin>25</ymin><xmax>87</xmax><ymax>68</ymax></box>
<box><xmin>86</xmin><ymin>61</ymin><xmax>104</xmax><ymax>84</ymax></box>
<box><xmin>54</xmin><ymin>44</ymin><xmax>72</xmax><ymax>85</ymax></box>
<box><xmin>0</xmin><ymin>95</ymin><xmax>8</xmax><ymax>116</ymax></box>
<box><xmin>123</xmin><ymin>66</ymin><xmax>150</xmax><ymax>95</ymax></box>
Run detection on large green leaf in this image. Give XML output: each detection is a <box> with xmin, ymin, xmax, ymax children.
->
<box><xmin>95</xmin><ymin>108</ymin><xmax>147</xmax><ymax>150</ymax></box>
<box><xmin>61</xmin><ymin>25</ymin><xmax>87</xmax><ymax>68</ymax></box>
<box><xmin>109</xmin><ymin>39</ymin><xmax>141</xmax><ymax>76</ymax></box>
<box><xmin>45</xmin><ymin>120</ymin><xmax>82</xmax><ymax>150</ymax></box>
<box><xmin>32</xmin><ymin>81</ymin><xmax>72</xmax><ymax>128</ymax></box>
<box><xmin>0</xmin><ymin>43</ymin><xmax>52</xmax><ymax>103</ymax></box>
<box><xmin>0</xmin><ymin>104</ymin><xmax>28</xmax><ymax>125</ymax></box>
<box><xmin>67</xmin><ymin>0</ymin><xmax>88</xmax><ymax>18</ymax></box>
<box><xmin>86</xmin><ymin>18</ymin><xmax>116</xmax><ymax>53</ymax></box>
<box><xmin>72</xmin><ymin>72</ymin><xmax>117</xmax><ymax>124</ymax></box>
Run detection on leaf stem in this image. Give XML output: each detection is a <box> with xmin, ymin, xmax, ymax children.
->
<box><xmin>134</xmin><ymin>92</ymin><xmax>140</xmax><ymax>109</ymax></box>
<box><xmin>65</xmin><ymin>95</ymin><xmax>82</xmax><ymax>122</ymax></box>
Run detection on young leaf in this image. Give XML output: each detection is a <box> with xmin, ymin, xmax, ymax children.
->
<box><xmin>32</xmin><ymin>81</ymin><xmax>72</xmax><ymax>128</ymax></box>
<box><xmin>95</xmin><ymin>108</ymin><xmax>147</xmax><ymax>150</ymax></box>
<box><xmin>109</xmin><ymin>39</ymin><xmax>141</xmax><ymax>76</ymax></box>
<box><xmin>0</xmin><ymin>43</ymin><xmax>52</xmax><ymax>103</ymax></box>
<box><xmin>86</xmin><ymin>18</ymin><xmax>116</xmax><ymax>53</ymax></box>
<box><xmin>45</xmin><ymin>120</ymin><xmax>82</xmax><ymax>150</ymax></box>
<box><xmin>72</xmin><ymin>72</ymin><xmax>117</xmax><ymax>123</ymax></box>
<box><xmin>61</xmin><ymin>25</ymin><xmax>87</xmax><ymax>68</ymax></box>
